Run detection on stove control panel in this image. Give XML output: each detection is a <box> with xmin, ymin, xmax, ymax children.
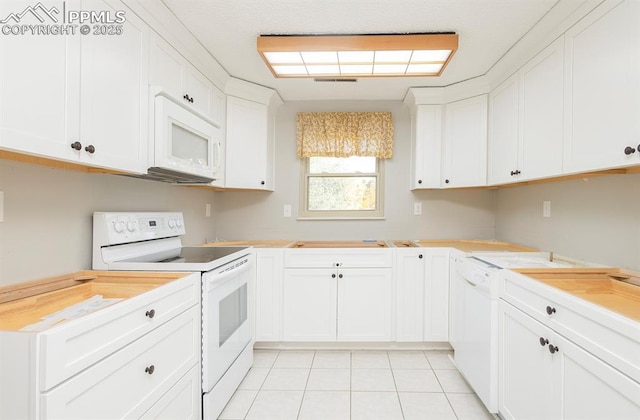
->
<box><xmin>93</xmin><ymin>212</ymin><xmax>186</xmax><ymax>246</ymax></box>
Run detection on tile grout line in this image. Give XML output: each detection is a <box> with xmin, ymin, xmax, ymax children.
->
<box><xmin>296</xmin><ymin>350</ymin><xmax>315</xmax><ymax>420</ymax></box>
<box><xmin>388</xmin><ymin>350</ymin><xmax>407</xmax><ymax>420</ymax></box>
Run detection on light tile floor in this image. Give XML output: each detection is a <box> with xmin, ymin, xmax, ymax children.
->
<box><xmin>217</xmin><ymin>350</ymin><xmax>495</xmax><ymax>420</ymax></box>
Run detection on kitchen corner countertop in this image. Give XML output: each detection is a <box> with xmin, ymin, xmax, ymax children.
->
<box><xmin>201</xmin><ymin>241</ymin><xmax>295</xmax><ymax>248</ymax></box>
<box><xmin>415</xmin><ymin>240</ymin><xmax>538</xmax><ymax>252</ymax></box>
<box><xmin>201</xmin><ymin>239</ymin><xmax>537</xmax><ymax>251</ymax></box>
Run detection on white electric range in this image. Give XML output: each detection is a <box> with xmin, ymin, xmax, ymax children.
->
<box><xmin>92</xmin><ymin>212</ymin><xmax>255</xmax><ymax>420</ymax></box>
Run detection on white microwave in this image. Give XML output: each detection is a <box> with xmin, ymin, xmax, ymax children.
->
<box><xmin>149</xmin><ymin>94</ymin><xmax>221</xmax><ymax>183</ymax></box>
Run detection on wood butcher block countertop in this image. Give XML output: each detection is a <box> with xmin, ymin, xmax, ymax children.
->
<box><xmin>202</xmin><ymin>240</ymin><xmax>295</xmax><ymax>248</ymax></box>
<box><xmin>515</xmin><ymin>268</ymin><xmax>640</xmax><ymax>322</ymax></box>
<box><xmin>415</xmin><ymin>240</ymin><xmax>538</xmax><ymax>252</ymax></box>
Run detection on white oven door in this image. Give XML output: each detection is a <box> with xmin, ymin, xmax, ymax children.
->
<box><xmin>202</xmin><ymin>254</ymin><xmax>255</xmax><ymax>392</ymax></box>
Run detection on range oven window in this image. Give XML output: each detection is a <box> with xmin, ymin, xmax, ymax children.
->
<box><xmin>219</xmin><ymin>283</ymin><xmax>247</xmax><ymax>346</ymax></box>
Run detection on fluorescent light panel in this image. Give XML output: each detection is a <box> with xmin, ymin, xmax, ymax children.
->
<box><xmin>257</xmin><ymin>34</ymin><xmax>458</xmax><ymax>78</ymax></box>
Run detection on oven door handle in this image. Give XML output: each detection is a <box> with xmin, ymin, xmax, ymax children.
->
<box><xmin>203</xmin><ymin>258</ymin><xmax>251</xmax><ymax>291</ymax></box>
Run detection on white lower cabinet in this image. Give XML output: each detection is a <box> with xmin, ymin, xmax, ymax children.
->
<box><xmin>499</xmin><ymin>301</ymin><xmax>640</xmax><ymax>420</ymax></box>
<box><xmin>395</xmin><ymin>248</ymin><xmax>425</xmax><ymax>341</ymax></box>
<box><xmin>255</xmin><ymin>249</ymin><xmax>284</xmax><ymax>342</ymax></box>
<box><xmin>42</xmin><ymin>306</ymin><xmax>200</xmax><ymax>419</ymax></box>
<box><xmin>282</xmin><ymin>267</ymin><xmax>393</xmax><ymax>342</ymax></box>
<box><xmin>0</xmin><ymin>272</ymin><xmax>201</xmax><ymax>420</ymax></box>
<box><xmin>395</xmin><ymin>248</ymin><xmax>450</xmax><ymax>342</ymax></box>
<box><xmin>423</xmin><ymin>249</ymin><xmax>450</xmax><ymax>341</ymax></box>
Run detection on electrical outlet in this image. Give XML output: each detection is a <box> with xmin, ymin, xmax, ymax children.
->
<box><xmin>0</xmin><ymin>191</ymin><xmax>3</xmax><ymax>222</ymax></box>
<box><xmin>284</xmin><ymin>204</ymin><xmax>292</xmax><ymax>218</ymax></box>
<box><xmin>543</xmin><ymin>201</ymin><xmax>551</xmax><ymax>218</ymax></box>
<box><xmin>205</xmin><ymin>203</ymin><xmax>211</xmax><ymax>217</ymax></box>
<box><xmin>413</xmin><ymin>202</ymin><xmax>422</xmax><ymax>216</ymax></box>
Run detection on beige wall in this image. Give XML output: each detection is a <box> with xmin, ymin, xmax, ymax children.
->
<box><xmin>494</xmin><ymin>174</ymin><xmax>640</xmax><ymax>270</ymax></box>
<box><xmin>213</xmin><ymin>100</ymin><xmax>497</xmax><ymax>241</ymax></box>
<box><xmin>0</xmin><ymin>159</ymin><xmax>217</xmax><ymax>286</ymax></box>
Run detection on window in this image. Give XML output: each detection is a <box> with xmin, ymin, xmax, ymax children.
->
<box><xmin>299</xmin><ymin>156</ymin><xmax>384</xmax><ymax>219</ymax></box>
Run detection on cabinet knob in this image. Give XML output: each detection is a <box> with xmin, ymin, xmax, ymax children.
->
<box><xmin>331</xmin><ymin>273</ymin><xmax>336</xmax><ymax>278</ymax></box>
<box><xmin>539</xmin><ymin>337</ymin><xmax>549</xmax><ymax>346</ymax></box>
<box><xmin>338</xmin><ymin>274</ymin><xmax>343</xmax><ymax>279</ymax></box>
<box><xmin>145</xmin><ymin>309</ymin><xmax>155</xmax><ymax>319</ymax></box>
<box><xmin>417</xmin><ymin>179</ymin><xmax>423</xmax><ymax>184</ymax></box>
<box><xmin>260</xmin><ymin>181</ymin><xmax>265</xmax><ymax>185</ymax></box>
<box><xmin>546</xmin><ymin>305</ymin><xmax>556</xmax><ymax>315</ymax></box>
<box><xmin>445</xmin><ymin>179</ymin><xmax>450</xmax><ymax>184</ymax></box>
<box><xmin>418</xmin><ymin>254</ymin><xmax>423</xmax><ymax>259</ymax></box>
<box><xmin>548</xmin><ymin>344</ymin><xmax>559</xmax><ymax>354</ymax></box>
<box><xmin>510</xmin><ymin>170</ymin><xmax>521</xmax><ymax>176</ymax></box>
<box><xmin>183</xmin><ymin>94</ymin><xmax>190</xmax><ymax>101</ymax></box>
<box><xmin>70</xmin><ymin>141</ymin><xmax>82</xmax><ymax>151</ymax></box>
<box><xmin>624</xmin><ymin>146</ymin><xmax>636</xmax><ymax>155</ymax></box>
<box><xmin>189</xmin><ymin>97</ymin><xmax>194</xmax><ymax>103</ymax></box>
<box><xmin>84</xmin><ymin>144</ymin><xmax>95</xmax><ymax>154</ymax></box>
<box><xmin>144</xmin><ymin>365</ymin><xmax>155</xmax><ymax>375</ymax></box>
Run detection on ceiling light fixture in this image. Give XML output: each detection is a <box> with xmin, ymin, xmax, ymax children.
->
<box><xmin>257</xmin><ymin>33</ymin><xmax>458</xmax><ymax>78</ymax></box>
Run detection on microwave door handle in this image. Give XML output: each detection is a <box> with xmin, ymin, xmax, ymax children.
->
<box><xmin>213</xmin><ymin>141</ymin><xmax>222</xmax><ymax>172</ymax></box>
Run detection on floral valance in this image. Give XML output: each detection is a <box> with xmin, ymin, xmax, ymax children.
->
<box><xmin>296</xmin><ymin>112</ymin><xmax>394</xmax><ymax>159</ymax></box>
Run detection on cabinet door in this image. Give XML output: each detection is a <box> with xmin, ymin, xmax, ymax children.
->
<box><xmin>255</xmin><ymin>249</ymin><xmax>284</xmax><ymax>342</ymax></box>
<box><xmin>140</xmin><ymin>363</ymin><xmax>201</xmax><ymax>420</ymax></box>
<box><xmin>563</xmin><ymin>0</ymin><xmax>640</xmax><ymax>172</ymax></box>
<box><xmin>282</xmin><ymin>269</ymin><xmax>336</xmax><ymax>341</ymax></box>
<box><xmin>337</xmin><ymin>268</ymin><xmax>393</xmax><ymax>341</ymax></box>
<box><xmin>226</xmin><ymin>96</ymin><xmax>270</xmax><ymax>189</ymax></box>
<box><xmin>423</xmin><ymin>249</ymin><xmax>450</xmax><ymax>341</ymax></box>
<box><xmin>488</xmin><ymin>75</ymin><xmax>519</xmax><ymax>185</ymax></box>
<box><xmin>410</xmin><ymin>105</ymin><xmax>443</xmax><ymax>189</ymax></box>
<box><xmin>442</xmin><ymin>95</ymin><xmax>488</xmax><ymax>187</ymax></box>
<box><xmin>395</xmin><ymin>249</ymin><xmax>425</xmax><ymax>341</ymax></box>
<box><xmin>0</xmin><ymin>0</ymin><xmax>80</xmax><ymax>162</ymax></box>
<box><xmin>557</xmin><ymin>333</ymin><xmax>640</xmax><ymax>420</ymax></box>
<box><xmin>184</xmin><ymin>65</ymin><xmax>213</xmax><ymax>119</ymax></box>
<box><xmin>499</xmin><ymin>301</ymin><xmax>558</xmax><ymax>420</ymax></box>
<box><xmin>149</xmin><ymin>34</ymin><xmax>184</xmax><ymax>101</ymax></box>
<box><xmin>519</xmin><ymin>38</ymin><xmax>564</xmax><ymax>181</ymax></box>
<box><xmin>79</xmin><ymin>0</ymin><xmax>148</xmax><ymax>173</ymax></box>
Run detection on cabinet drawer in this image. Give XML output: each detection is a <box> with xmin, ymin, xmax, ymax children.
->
<box><xmin>41</xmin><ymin>305</ymin><xmax>200</xmax><ymax>420</ymax></box>
<box><xmin>39</xmin><ymin>273</ymin><xmax>199</xmax><ymax>391</ymax></box>
<box><xmin>501</xmin><ymin>271</ymin><xmax>640</xmax><ymax>382</ymax></box>
<box><xmin>140</xmin><ymin>363</ymin><xmax>201</xmax><ymax>420</ymax></box>
<box><xmin>284</xmin><ymin>248</ymin><xmax>393</xmax><ymax>268</ymax></box>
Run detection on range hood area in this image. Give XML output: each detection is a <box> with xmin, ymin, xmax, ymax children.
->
<box><xmin>123</xmin><ymin>167</ymin><xmax>214</xmax><ymax>184</ymax></box>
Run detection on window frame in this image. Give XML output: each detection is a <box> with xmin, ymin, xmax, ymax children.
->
<box><xmin>298</xmin><ymin>156</ymin><xmax>385</xmax><ymax>220</ymax></box>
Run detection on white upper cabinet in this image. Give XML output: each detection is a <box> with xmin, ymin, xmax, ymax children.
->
<box><xmin>488</xmin><ymin>74</ymin><xmax>520</xmax><ymax>185</ymax></box>
<box><xmin>489</xmin><ymin>38</ymin><xmax>564</xmax><ymax>185</ymax></box>
<box><xmin>563</xmin><ymin>0</ymin><xmax>640</xmax><ymax>172</ymax></box>
<box><xmin>518</xmin><ymin>38</ymin><xmax>564</xmax><ymax>180</ymax></box>
<box><xmin>149</xmin><ymin>34</ymin><xmax>225</xmax><ymax>127</ymax></box>
<box><xmin>0</xmin><ymin>0</ymin><xmax>149</xmax><ymax>174</ymax></box>
<box><xmin>442</xmin><ymin>95</ymin><xmax>488</xmax><ymax>188</ymax></box>
<box><xmin>79</xmin><ymin>0</ymin><xmax>149</xmax><ymax>173</ymax></box>
<box><xmin>225</xmin><ymin>85</ymin><xmax>280</xmax><ymax>190</ymax></box>
<box><xmin>410</xmin><ymin>105</ymin><xmax>442</xmax><ymax>189</ymax></box>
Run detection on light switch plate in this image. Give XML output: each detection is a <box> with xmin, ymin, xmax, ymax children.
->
<box><xmin>0</xmin><ymin>191</ymin><xmax>4</xmax><ymax>222</ymax></box>
<box><xmin>205</xmin><ymin>203</ymin><xmax>211</xmax><ymax>217</ymax></box>
<box><xmin>284</xmin><ymin>204</ymin><xmax>292</xmax><ymax>218</ymax></box>
<box><xmin>543</xmin><ymin>201</ymin><xmax>551</xmax><ymax>218</ymax></box>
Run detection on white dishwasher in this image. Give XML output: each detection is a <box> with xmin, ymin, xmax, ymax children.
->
<box><xmin>452</xmin><ymin>256</ymin><xmax>500</xmax><ymax>413</ymax></box>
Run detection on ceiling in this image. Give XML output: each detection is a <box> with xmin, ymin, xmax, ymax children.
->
<box><xmin>161</xmin><ymin>0</ymin><xmax>562</xmax><ymax>101</ymax></box>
